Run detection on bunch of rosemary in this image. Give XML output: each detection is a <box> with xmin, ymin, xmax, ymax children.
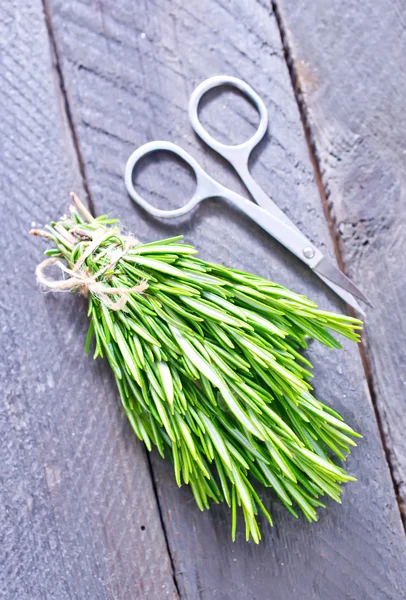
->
<box><xmin>32</xmin><ymin>195</ymin><xmax>362</xmax><ymax>543</ymax></box>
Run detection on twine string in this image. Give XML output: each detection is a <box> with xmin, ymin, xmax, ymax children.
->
<box><xmin>35</xmin><ymin>232</ymin><xmax>147</xmax><ymax>311</ymax></box>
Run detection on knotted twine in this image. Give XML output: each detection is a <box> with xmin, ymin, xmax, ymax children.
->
<box><xmin>35</xmin><ymin>229</ymin><xmax>148</xmax><ymax>311</ymax></box>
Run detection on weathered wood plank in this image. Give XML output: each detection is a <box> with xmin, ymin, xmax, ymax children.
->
<box><xmin>0</xmin><ymin>2</ymin><xmax>177</xmax><ymax>599</ymax></box>
<box><xmin>275</xmin><ymin>0</ymin><xmax>406</xmax><ymax>517</ymax></box>
<box><xmin>44</xmin><ymin>0</ymin><xmax>406</xmax><ymax>598</ymax></box>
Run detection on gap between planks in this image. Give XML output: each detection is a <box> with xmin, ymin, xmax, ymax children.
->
<box><xmin>42</xmin><ymin>0</ymin><xmax>95</xmax><ymax>216</ymax></box>
<box><xmin>40</xmin><ymin>0</ymin><xmax>182</xmax><ymax>595</ymax></box>
<box><xmin>146</xmin><ymin>450</ymin><xmax>182</xmax><ymax>598</ymax></box>
<box><xmin>271</xmin><ymin>0</ymin><xmax>406</xmax><ymax>531</ymax></box>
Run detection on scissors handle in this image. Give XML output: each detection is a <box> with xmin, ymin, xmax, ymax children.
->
<box><xmin>189</xmin><ymin>75</ymin><xmax>284</xmax><ymax>219</ymax></box>
<box><xmin>125</xmin><ymin>141</ymin><xmax>221</xmax><ymax>219</ymax></box>
<box><xmin>188</xmin><ymin>75</ymin><xmax>268</xmax><ymax>170</ymax></box>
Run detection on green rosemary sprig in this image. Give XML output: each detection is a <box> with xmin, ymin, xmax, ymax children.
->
<box><xmin>32</xmin><ymin>195</ymin><xmax>362</xmax><ymax>543</ymax></box>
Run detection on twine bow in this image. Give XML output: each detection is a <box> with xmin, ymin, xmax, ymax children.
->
<box><xmin>35</xmin><ymin>230</ymin><xmax>148</xmax><ymax>311</ymax></box>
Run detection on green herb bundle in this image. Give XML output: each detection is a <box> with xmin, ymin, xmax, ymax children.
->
<box><xmin>32</xmin><ymin>194</ymin><xmax>362</xmax><ymax>543</ymax></box>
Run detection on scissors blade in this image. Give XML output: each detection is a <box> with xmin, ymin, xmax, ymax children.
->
<box><xmin>313</xmin><ymin>257</ymin><xmax>373</xmax><ymax>307</ymax></box>
<box><xmin>316</xmin><ymin>273</ymin><xmax>366</xmax><ymax>316</ymax></box>
<box><xmin>227</xmin><ymin>193</ymin><xmax>371</xmax><ymax>314</ymax></box>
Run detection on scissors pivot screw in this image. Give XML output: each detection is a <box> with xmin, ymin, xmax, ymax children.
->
<box><xmin>303</xmin><ymin>247</ymin><xmax>315</xmax><ymax>259</ymax></box>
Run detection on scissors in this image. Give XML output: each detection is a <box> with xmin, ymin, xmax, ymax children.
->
<box><xmin>125</xmin><ymin>75</ymin><xmax>370</xmax><ymax>315</ymax></box>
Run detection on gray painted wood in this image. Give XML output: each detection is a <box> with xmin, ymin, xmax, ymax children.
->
<box><xmin>275</xmin><ymin>0</ymin><xmax>406</xmax><ymax>517</ymax></box>
<box><xmin>43</xmin><ymin>0</ymin><xmax>406</xmax><ymax>598</ymax></box>
<box><xmin>0</xmin><ymin>2</ymin><xmax>177</xmax><ymax>599</ymax></box>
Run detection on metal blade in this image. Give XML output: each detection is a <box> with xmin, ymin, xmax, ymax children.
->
<box><xmin>313</xmin><ymin>257</ymin><xmax>373</xmax><ymax>307</ymax></box>
<box><xmin>317</xmin><ymin>273</ymin><xmax>366</xmax><ymax>316</ymax></box>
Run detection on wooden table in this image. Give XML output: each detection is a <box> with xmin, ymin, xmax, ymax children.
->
<box><xmin>1</xmin><ymin>1</ymin><xmax>405</xmax><ymax>598</ymax></box>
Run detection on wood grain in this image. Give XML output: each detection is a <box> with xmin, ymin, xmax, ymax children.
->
<box><xmin>42</xmin><ymin>0</ymin><xmax>406</xmax><ymax>598</ymax></box>
<box><xmin>275</xmin><ymin>0</ymin><xmax>406</xmax><ymax>518</ymax></box>
<box><xmin>0</xmin><ymin>2</ymin><xmax>177</xmax><ymax>599</ymax></box>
